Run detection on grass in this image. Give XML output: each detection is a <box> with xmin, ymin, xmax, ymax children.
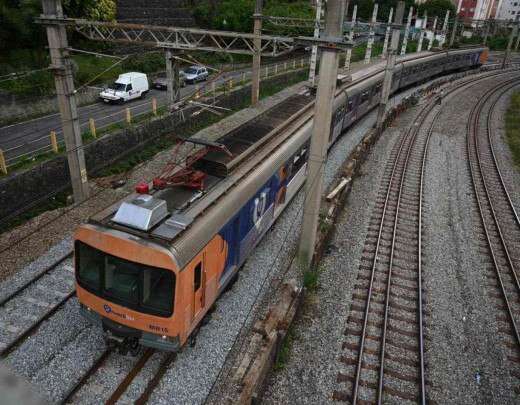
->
<box><xmin>274</xmin><ymin>325</ymin><xmax>297</xmax><ymax>371</ymax></box>
<box><xmin>505</xmin><ymin>92</ymin><xmax>520</xmax><ymax>170</ymax></box>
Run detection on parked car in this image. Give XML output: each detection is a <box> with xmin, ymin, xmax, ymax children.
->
<box><xmin>152</xmin><ymin>71</ymin><xmax>186</xmax><ymax>90</ymax></box>
<box><xmin>184</xmin><ymin>66</ymin><xmax>209</xmax><ymax>84</ymax></box>
<box><xmin>100</xmin><ymin>72</ymin><xmax>149</xmax><ymax>104</ymax></box>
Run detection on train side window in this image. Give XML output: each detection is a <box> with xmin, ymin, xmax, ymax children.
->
<box><xmin>194</xmin><ymin>262</ymin><xmax>202</xmax><ymax>291</ymax></box>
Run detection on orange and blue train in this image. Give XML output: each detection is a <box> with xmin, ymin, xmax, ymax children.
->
<box><xmin>75</xmin><ymin>47</ymin><xmax>488</xmax><ymax>353</ymax></box>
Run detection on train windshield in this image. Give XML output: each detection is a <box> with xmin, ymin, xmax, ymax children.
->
<box><xmin>75</xmin><ymin>242</ymin><xmax>175</xmax><ymax>317</ymax></box>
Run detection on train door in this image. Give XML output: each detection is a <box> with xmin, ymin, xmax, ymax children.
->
<box><xmin>192</xmin><ymin>258</ymin><xmax>205</xmax><ymax>319</ymax></box>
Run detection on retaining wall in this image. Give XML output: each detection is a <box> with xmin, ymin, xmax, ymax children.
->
<box><xmin>116</xmin><ymin>0</ymin><xmax>203</xmax><ymax>26</ymax></box>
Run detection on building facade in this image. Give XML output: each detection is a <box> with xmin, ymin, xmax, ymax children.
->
<box><xmin>495</xmin><ymin>0</ymin><xmax>520</xmax><ymax>20</ymax></box>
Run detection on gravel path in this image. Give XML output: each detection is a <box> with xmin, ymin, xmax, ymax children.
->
<box><xmin>262</xmin><ymin>72</ymin><xmax>520</xmax><ymax>404</ymax></box>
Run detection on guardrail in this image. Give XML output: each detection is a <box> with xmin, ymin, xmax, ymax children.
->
<box><xmin>0</xmin><ymin>57</ymin><xmax>310</xmax><ymax>175</ymax></box>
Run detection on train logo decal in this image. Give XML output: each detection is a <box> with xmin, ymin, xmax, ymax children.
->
<box><xmin>104</xmin><ymin>304</ymin><xmax>112</xmax><ymax>314</ymax></box>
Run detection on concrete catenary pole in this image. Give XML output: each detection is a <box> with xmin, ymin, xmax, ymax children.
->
<box><xmin>483</xmin><ymin>19</ymin><xmax>491</xmax><ymax>45</ymax></box>
<box><xmin>439</xmin><ymin>10</ymin><xmax>450</xmax><ymax>48</ymax></box>
<box><xmin>251</xmin><ymin>0</ymin><xmax>263</xmax><ymax>105</ymax></box>
<box><xmin>364</xmin><ymin>3</ymin><xmax>379</xmax><ymax>64</ymax></box>
<box><xmin>165</xmin><ymin>49</ymin><xmax>181</xmax><ymax>108</ymax></box>
<box><xmin>400</xmin><ymin>6</ymin><xmax>413</xmax><ymax>56</ymax></box>
<box><xmin>449</xmin><ymin>15</ymin><xmax>459</xmax><ymax>48</ymax></box>
<box><xmin>375</xmin><ymin>2</ymin><xmax>405</xmax><ymax>134</ymax></box>
<box><xmin>344</xmin><ymin>4</ymin><xmax>357</xmax><ymax>70</ymax></box>
<box><xmin>428</xmin><ymin>16</ymin><xmax>438</xmax><ymax>50</ymax></box>
<box><xmin>298</xmin><ymin>0</ymin><xmax>345</xmax><ymax>270</ymax></box>
<box><xmin>41</xmin><ymin>0</ymin><xmax>90</xmax><ymax>202</ymax></box>
<box><xmin>417</xmin><ymin>11</ymin><xmax>427</xmax><ymax>52</ymax></box>
<box><xmin>309</xmin><ymin>0</ymin><xmax>324</xmax><ymax>86</ymax></box>
<box><xmin>514</xmin><ymin>23</ymin><xmax>520</xmax><ymax>52</ymax></box>
<box><xmin>382</xmin><ymin>8</ymin><xmax>394</xmax><ymax>58</ymax></box>
<box><xmin>502</xmin><ymin>24</ymin><xmax>518</xmax><ymax>69</ymax></box>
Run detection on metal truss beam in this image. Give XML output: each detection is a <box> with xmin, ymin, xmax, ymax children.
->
<box><xmin>72</xmin><ymin>20</ymin><xmax>295</xmax><ymax>57</ymax></box>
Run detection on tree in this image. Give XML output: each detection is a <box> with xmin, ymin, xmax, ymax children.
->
<box><xmin>63</xmin><ymin>0</ymin><xmax>116</xmax><ymax>21</ymax></box>
<box><xmin>417</xmin><ymin>0</ymin><xmax>456</xmax><ymax>19</ymax></box>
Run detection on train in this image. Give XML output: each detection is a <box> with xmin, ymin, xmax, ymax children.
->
<box><xmin>74</xmin><ymin>47</ymin><xmax>488</xmax><ymax>354</ymax></box>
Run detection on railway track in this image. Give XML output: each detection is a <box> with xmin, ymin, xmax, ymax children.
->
<box><xmin>467</xmin><ymin>77</ymin><xmax>520</xmax><ymax>393</ymax></box>
<box><xmin>0</xmin><ymin>251</ymin><xmax>75</xmax><ymax>357</ymax></box>
<box><xmin>332</xmin><ymin>71</ymin><xmax>518</xmax><ymax>404</ymax></box>
<box><xmin>60</xmin><ymin>347</ymin><xmax>176</xmax><ymax>404</ymax></box>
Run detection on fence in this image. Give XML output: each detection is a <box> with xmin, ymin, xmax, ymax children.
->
<box><xmin>0</xmin><ymin>57</ymin><xmax>310</xmax><ymax>175</ymax></box>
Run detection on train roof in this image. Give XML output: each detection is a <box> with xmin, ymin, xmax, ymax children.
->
<box><xmin>91</xmin><ymin>92</ymin><xmax>315</xmax><ymax>243</ymax></box>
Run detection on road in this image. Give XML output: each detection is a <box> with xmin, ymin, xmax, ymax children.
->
<box><xmin>0</xmin><ymin>63</ymin><xmax>291</xmax><ymax>166</ymax></box>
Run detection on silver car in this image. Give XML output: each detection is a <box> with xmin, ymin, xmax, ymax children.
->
<box><xmin>184</xmin><ymin>66</ymin><xmax>209</xmax><ymax>84</ymax></box>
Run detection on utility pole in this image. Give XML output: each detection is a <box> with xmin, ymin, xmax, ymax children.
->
<box><xmin>428</xmin><ymin>16</ymin><xmax>438</xmax><ymax>50</ymax></box>
<box><xmin>417</xmin><ymin>11</ymin><xmax>427</xmax><ymax>52</ymax></box>
<box><xmin>449</xmin><ymin>15</ymin><xmax>459</xmax><ymax>48</ymax></box>
<box><xmin>251</xmin><ymin>0</ymin><xmax>263</xmax><ymax>105</ymax></box>
<box><xmin>376</xmin><ymin>2</ymin><xmax>405</xmax><ymax>134</ymax></box>
<box><xmin>298</xmin><ymin>0</ymin><xmax>346</xmax><ymax>269</ymax></box>
<box><xmin>514</xmin><ymin>22</ymin><xmax>520</xmax><ymax>52</ymax></box>
<box><xmin>41</xmin><ymin>0</ymin><xmax>89</xmax><ymax>202</ymax></box>
<box><xmin>165</xmin><ymin>49</ymin><xmax>181</xmax><ymax>108</ymax></box>
<box><xmin>439</xmin><ymin>11</ymin><xmax>450</xmax><ymax>48</ymax></box>
<box><xmin>400</xmin><ymin>6</ymin><xmax>413</xmax><ymax>56</ymax></box>
<box><xmin>344</xmin><ymin>4</ymin><xmax>357</xmax><ymax>70</ymax></box>
<box><xmin>364</xmin><ymin>3</ymin><xmax>379</xmax><ymax>64</ymax></box>
<box><xmin>483</xmin><ymin>19</ymin><xmax>490</xmax><ymax>45</ymax></box>
<box><xmin>309</xmin><ymin>0</ymin><xmax>324</xmax><ymax>86</ymax></box>
<box><xmin>382</xmin><ymin>8</ymin><xmax>394</xmax><ymax>59</ymax></box>
<box><xmin>502</xmin><ymin>24</ymin><xmax>518</xmax><ymax>69</ymax></box>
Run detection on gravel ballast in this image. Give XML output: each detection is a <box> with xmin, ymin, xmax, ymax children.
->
<box><xmin>262</xmin><ymin>72</ymin><xmax>520</xmax><ymax>404</ymax></box>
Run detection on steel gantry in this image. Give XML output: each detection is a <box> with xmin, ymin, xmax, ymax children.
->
<box><xmin>71</xmin><ymin>20</ymin><xmax>295</xmax><ymax>57</ymax></box>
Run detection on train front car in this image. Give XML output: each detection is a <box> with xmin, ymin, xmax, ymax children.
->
<box><xmin>75</xmin><ymin>222</ymin><xmax>182</xmax><ymax>354</ymax></box>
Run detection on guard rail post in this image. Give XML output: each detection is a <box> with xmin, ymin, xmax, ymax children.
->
<box><xmin>242</xmin><ymin>72</ymin><xmax>246</xmax><ymax>86</ymax></box>
<box><xmin>126</xmin><ymin>108</ymin><xmax>132</xmax><ymax>124</ymax></box>
<box><xmin>152</xmin><ymin>98</ymin><xmax>158</xmax><ymax>116</ymax></box>
<box><xmin>50</xmin><ymin>131</ymin><xmax>59</xmax><ymax>153</ymax></box>
<box><xmin>0</xmin><ymin>149</ymin><xmax>7</xmax><ymax>175</ymax></box>
<box><xmin>89</xmin><ymin>118</ymin><xmax>97</xmax><ymax>138</ymax></box>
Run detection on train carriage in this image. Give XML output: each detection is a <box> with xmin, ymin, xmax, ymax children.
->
<box><xmin>75</xmin><ymin>47</ymin><xmax>488</xmax><ymax>353</ymax></box>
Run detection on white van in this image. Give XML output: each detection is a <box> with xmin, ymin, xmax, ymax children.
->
<box><xmin>100</xmin><ymin>72</ymin><xmax>149</xmax><ymax>104</ymax></box>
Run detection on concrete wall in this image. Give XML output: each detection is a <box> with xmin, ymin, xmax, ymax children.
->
<box><xmin>0</xmin><ymin>70</ymin><xmax>306</xmax><ymax>225</ymax></box>
<box><xmin>116</xmin><ymin>0</ymin><xmax>205</xmax><ymax>26</ymax></box>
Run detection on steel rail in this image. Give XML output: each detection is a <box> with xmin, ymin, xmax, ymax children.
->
<box><xmin>135</xmin><ymin>352</ymin><xmax>177</xmax><ymax>405</ymax></box>
<box><xmin>376</xmin><ymin>105</ymin><xmax>438</xmax><ymax>405</ymax></box>
<box><xmin>467</xmin><ymin>77</ymin><xmax>520</xmax><ymax>347</ymax></box>
<box><xmin>0</xmin><ymin>251</ymin><xmax>73</xmax><ymax>307</ymax></box>
<box><xmin>105</xmin><ymin>348</ymin><xmax>155</xmax><ymax>405</ymax></box>
<box><xmin>351</xmin><ymin>92</ymin><xmax>426</xmax><ymax>404</ymax></box>
<box><xmin>59</xmin><ymin>348</ymin><xmax>114</xmax><ymax>404</ymax></box>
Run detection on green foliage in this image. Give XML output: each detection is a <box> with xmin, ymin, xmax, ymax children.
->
<box><xmin>194</xmin><ymin>0</ymin><xmax>314</xmax><ymax>33</ymax></box>
<box><xmin>0</xmin><ymin>0</ymin><xmax>44</xmax><ymax>52</ymax></box>
<box><xmin>505</xmin><ymin>92</ymin><xmax>520</xmax><ymax>170</ymax></box>
<box><xmin>63</xmin><ymin>0</ymin><xmax>116</xmax><ymax>21</ymax></box>
<box><xmin>417</xmin><ymin>0</ymin><xmax>456</xmax><ymax>19</ymax></box>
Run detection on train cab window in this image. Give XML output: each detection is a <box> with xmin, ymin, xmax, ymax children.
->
<box><xmin>194</xmin><ymin>262</ymin><xmax>202</xmax><ymax>291</ymax></box>
<box><xmin>75</xmin><ymin>241</ymin><xmax>175</xmax><ymax>317</ymax></box>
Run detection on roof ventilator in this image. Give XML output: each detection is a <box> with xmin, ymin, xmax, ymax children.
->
<box><xmin>112</xmin><ymin>194</ymin><xmax>168</xmax><ymax>231</ymax></box>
